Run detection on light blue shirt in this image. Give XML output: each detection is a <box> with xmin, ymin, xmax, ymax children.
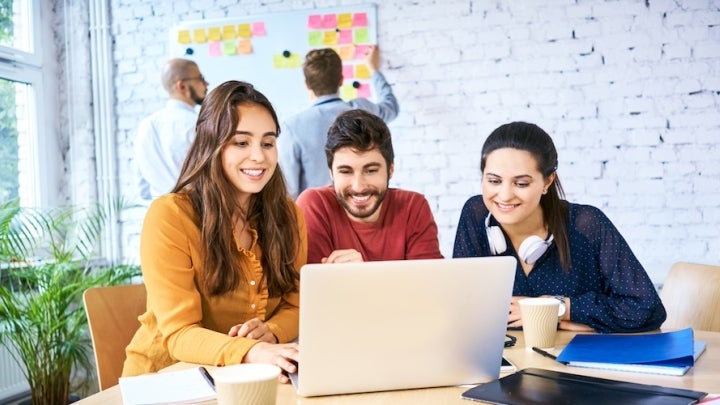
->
<box><xmin>278</xmin><ymin>72</ymin><xmax>399</xmax><ymax>199</ymax></box>
<box><xmin>134</xmin><ymin>99</ymin><xmax>198</xmax><ymax>200</ymax></box>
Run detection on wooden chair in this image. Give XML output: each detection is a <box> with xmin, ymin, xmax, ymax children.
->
<box><xmin>83</xmin><ymin>283</ymin><xmax>146</xmax><ymax>390</ymax></box>
<box><xmin>659</xmin><ymin>262</ymin><xmax>720</xmax><ymax>332</ymax></box>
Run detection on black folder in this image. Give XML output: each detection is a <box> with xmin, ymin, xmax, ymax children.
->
<box><xmin>461</xmin><ymin>368</ymin><xmax>707</xmax><ymax>405</ymax></box>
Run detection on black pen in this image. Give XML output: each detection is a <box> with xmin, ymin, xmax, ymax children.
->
<box><xmin>531</xmin><ymin>347</ymin><xmax>567</xmax><ymax>364</ymax></box>
<box><xmin>199</xmin><ymin>366</ymin><xmax>216</xmax><ymax>390</ymax></box>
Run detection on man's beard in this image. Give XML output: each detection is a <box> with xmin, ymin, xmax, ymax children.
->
<box><xmin>189</xmin><ymin>86</ymin><xmax>204</xmax><ymax>106</ymax></box>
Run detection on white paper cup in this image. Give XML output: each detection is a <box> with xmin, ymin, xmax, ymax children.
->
<box><xmin>213</xmin><ymin>363</ymin><xmax>280</xmax><ymax>405</ymax></box>
<box><xmin>519</xmin><ymin>297</ymin><xmax>559</xmax><ymax>349</ymax></box>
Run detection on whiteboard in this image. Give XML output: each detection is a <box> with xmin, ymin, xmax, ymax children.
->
<box><xmin>169</xmin><ymin>5</ymin><xmax>377</xmax><ymax>123</ymax></box>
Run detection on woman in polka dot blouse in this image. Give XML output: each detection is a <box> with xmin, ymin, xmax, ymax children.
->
<box><xmin>453</xmin><ymin>121</ymin><xmax>666</xmax><ymax>333</ymax></box>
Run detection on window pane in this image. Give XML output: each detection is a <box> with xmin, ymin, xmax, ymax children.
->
<box><xmin>0</xmin><ymin>77</ymin><xmax>33</xmax><ymax>204</ymax></box>
<box><xmin>0</xmin><ymin>0</ymin><xmax>31</xmax><ymax>53</ymax></box>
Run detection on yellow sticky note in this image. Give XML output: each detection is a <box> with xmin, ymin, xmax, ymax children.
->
<box><xmin>273</xmin><ymin>54</ymin><xmax>290</xmax><ymax>69</ymax></box>
<box><xmin>208</xmin><ymin>27</ymin><xmax>221</xmax><ymax>41</ymax></box>
<box><xmin>222</xmin><ymin>40</ymin><xmax>236</xmax><ymax>55</ymax></box>
<box><xmin>323</xmin><ymin>30</ymin><xmax>338</xmax><ymax>45</ymax></box>
<box><xmin>355</xmin><ymin>63</ymin><xmax>371</xmax><ymax>79</ymax></box>
<box><xmin>222</xmin><ymin>25</ymin><xmax>236</xmax><ymax>40</ymax></box>
<box><xmin>341</xmin><ymin>85</ymin><xmax>357</xmax><ymax>100</ymax></box>
<box><xmin>287</xmin><ymin>53</ymin><xmax>302</xmax><ymax>68</ymax></box>
<box><xmin>177</xmin><ymin>30</ymin><xmax>191</xmax><ymax>44</ymax></box>
<box><xmin>337</xmin><ymin>13</ymin><xmax>352</xmax><ymax>29</ymax></box>
<box><xmin>237</xmin><ymin>39</ymin><xmax>253</xmax><ymax>54</ymax></box>
<box><xmin>193</xmin><ymin>28</ymin><xmax>207</xmax><ymax>43</ymax></box>
<box><xmin>238</xmin><ymin>23</ymin><xmax>252</xmax><ymax>38</ymax></box>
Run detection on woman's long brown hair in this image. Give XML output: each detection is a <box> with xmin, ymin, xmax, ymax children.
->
<box><xmin>172</xmin><ymin>81</ymin><xmax>300</xmax><ymax>296</ymax></box>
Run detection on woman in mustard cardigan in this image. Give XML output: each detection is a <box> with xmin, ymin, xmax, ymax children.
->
<box><xmin>123</xmin><ymin>81</ymin><xmax>306</xmax><ymax>383</ymax></box>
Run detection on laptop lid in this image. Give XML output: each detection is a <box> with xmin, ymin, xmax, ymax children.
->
<box><xmin>293</xmin><ymin>256</ymin><xmax>516</xmax><ymax>397</ymax></box>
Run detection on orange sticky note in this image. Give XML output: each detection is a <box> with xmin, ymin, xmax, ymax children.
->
<box><xmin>222</xmin><ymin>25</ymin><xmax>236</xmax><ymax>40</ymax></box>
<box><xmin>237</xmin><ymin>39</ymin><xmax>253</xmax><ymax>54</ymax></box>
<box><xmin>338</xmin><ymin>45</ymin><xmax>354</xmax><ymax>61</ymax></box>
<box><xmin>252</xmin><ymin>22</ymin><xmax>266</xmax><ymax>36</ymax></box>
<box><xmin>337</xmin><ymin>13</ymin><xmax>352</xmax><ymax>29</ymax></box>
<box><xmin>323</xmin><ymin>30</ymin><xmax>338</xmax><ymax>46</ymax></box>
<box><xmin>355</xmin><ymin>63</ymin><xmax>371</xmax><ymax>79</ymax></box>
<box><xmin>208</xmin><ymin>27</ymin><xmax>221</xmax><ymax>41</ymax></box>
<box><xmin>237</xmin><ymin>23</ymin><xmax>252</xmax><ymax>38</ymax></box>
<box><xmin>193</xmin><ymin>28</ymin><xmax>207</xmax><ymax>43</ymax></box>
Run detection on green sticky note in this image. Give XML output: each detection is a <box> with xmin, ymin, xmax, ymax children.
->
<box><xmin>354</xmin><ymin>28</ymin><xmax>369</xmax><ymax>44</ymax></box>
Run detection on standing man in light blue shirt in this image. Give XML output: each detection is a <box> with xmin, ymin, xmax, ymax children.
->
<box><xmin>134</xmin><ymin>58</ymin><xmax>209</xmax><ymax>200</ymax></box>
<box><xmin>278</xmin><ymin>46</ymin><xmax>399</xmax><ymax>199</ymax></box>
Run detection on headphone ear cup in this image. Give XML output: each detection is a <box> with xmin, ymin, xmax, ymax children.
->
<box><xmin>486</xmin><ymin>226</ymin><xmax>507</xmax><ymax>255</ymax></box>
<box><xmin>518</xmin><ymin>236</ymin><xmax>549</xmax><ymax>264</ymax></box>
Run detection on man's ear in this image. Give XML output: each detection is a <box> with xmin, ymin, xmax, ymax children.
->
<box><xmin>388</xmin><ymin>163</ymin><xmax>395</xmax><ymax>180</ymax></box>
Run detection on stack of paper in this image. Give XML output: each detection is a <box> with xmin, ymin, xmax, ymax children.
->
<box><xmin>556</xmin><ymin>328</ymin><xmax>706</xmax><ymax>376</ymax></box>
<box><xmin>119</xmin><ymin>366</ymin><xmax>216</xmax><ymax>404</ymax></box>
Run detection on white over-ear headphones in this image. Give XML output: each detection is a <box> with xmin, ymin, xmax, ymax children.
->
<box><xmin>485</xmin><ymin>213</ymin><xmax>554</xmax><ymax>265</ymax></box>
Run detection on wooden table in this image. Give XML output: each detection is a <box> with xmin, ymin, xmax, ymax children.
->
<box><xmin>75</xmin><ymin>329</ymin><xmax>720</xmax><ymax>404</ymax></box>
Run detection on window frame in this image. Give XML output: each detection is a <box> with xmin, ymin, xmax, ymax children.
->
<box><xmin>0</xmin><ymin>0</ymin><xmax>60</xmax><ymax>208</ymax></box>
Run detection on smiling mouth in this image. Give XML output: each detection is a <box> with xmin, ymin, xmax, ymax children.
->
<box><xmin>495</xmin><ymin>202</ymin><xmax>518</xmax><ymax>210</ymax></box>
<box><xmin>242</xmin><ymin>169</ymin><xmax>264</xmax><ymax>177</ymax></box>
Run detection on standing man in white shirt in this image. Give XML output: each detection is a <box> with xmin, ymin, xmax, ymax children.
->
<box><xmin>134</xmin><ymin>58</ymin><xmax>209</xmax><ymax>200</ymax></box>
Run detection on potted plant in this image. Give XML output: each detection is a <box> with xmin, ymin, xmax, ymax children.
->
<box><xmin>0</xmin><ymin>199</ymin><xmax>141</xmax><ymax>405</ymax></box>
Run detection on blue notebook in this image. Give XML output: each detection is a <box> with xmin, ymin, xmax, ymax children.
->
<box><xmin>556</xmin><ymin>328</ymin><xmax>706</xmax><ymax>376</ymax></box>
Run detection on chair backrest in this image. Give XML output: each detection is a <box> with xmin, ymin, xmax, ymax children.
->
<box><xmin>659</xmin><ymin>262</ymin><xmax>720</xmax><ymax>332</ymax></box>
<box><xmin>83</xmin><ymin>283</ymin><xmax>146</xmax><ymax>390</ymax></box>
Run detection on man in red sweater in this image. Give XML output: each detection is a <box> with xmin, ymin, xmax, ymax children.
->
<box><xmin>296</xmin><ymin>109</ymin><xmax>443</xmax><ymax>264</ymax></box>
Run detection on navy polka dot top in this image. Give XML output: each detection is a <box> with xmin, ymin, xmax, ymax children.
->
<box><xmin>452</xmin><ymin>195</ymin><xmax>667</xmax><ymax>333</ymax></box>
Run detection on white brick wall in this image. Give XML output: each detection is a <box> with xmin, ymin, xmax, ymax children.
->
<box><xmin>70</xmin><ymin>0</ymin><xmax>719</xmax><ymax>284</ymax></box>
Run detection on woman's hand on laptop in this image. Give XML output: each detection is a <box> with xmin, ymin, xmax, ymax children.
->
<box><xmin>321</xmin><ymin>249</ymin><xmax>363</xmax><ymax>263</ymax></box>
<box><xmin>244</xmin><ymin>341</ymin><xmax>299</xmax><ymax>384</ymax></box>
<box><xmin>228</xmin><ymin>317</ymin><xmax>277</xmax><ymax>343</ymax></box>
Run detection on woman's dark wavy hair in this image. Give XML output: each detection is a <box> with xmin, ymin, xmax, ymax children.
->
<box><xmin>480</xmin><ymin>121</ymin><xmax>571</xmax><ymax>270</ymax></box>
<box><xmin>173</xmin><ymin>80</ymin><xmax>300</xmax><ymax>296</ymax></box>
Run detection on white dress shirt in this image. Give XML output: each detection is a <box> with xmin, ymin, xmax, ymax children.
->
<box><xmin>134</xmin><ymin>99</ymin><xmax>198</xmax><ymax>200</ymax></box>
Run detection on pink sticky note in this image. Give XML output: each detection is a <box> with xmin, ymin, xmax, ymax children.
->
<box><xmin>338</xmin><ymin>29</ymin><xmax>353</xmax><ymax>45</ymax></box>
<box><xmin>354</xmin><ymin>45</ymin><xmax>370</xmax><ymax>59</ymax></box>
<box><xmin>357</xmin><ymin>83</ymin><xmax>371</xmax><ymax>98</ymax></box>
<box><xmin>252</xmin><ymin>22</ymin><xmax>266</xmax><ymax>36</ymax></box>
<box><xmin>308</xmin><ymin>14</ymin><xmax>323</xmax><ymax>29</ymax></box>
<box><xmin>342</xmin><ymin>64</ymin><xmax>354</xmax><ymax>79</ymax></box>
<box><xmin>322</xmin><ymin>14</ymin><xmax>337</xmax><ymax>29</ymax></box>
<box><xmin>353</xmin><ymin>12</ymin><xmax>368</xmax><ymax>27</ymax></box>
<box><xmin>208</xmin><ymin>41</ymin><xmax>222</xmax><ymax>57</ymax></box>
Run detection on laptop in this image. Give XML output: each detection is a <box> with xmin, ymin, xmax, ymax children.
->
<box><xmin>290</xmin><ymin>256</ymin><xmax>517</xmax><ymax>397</ymax></box>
